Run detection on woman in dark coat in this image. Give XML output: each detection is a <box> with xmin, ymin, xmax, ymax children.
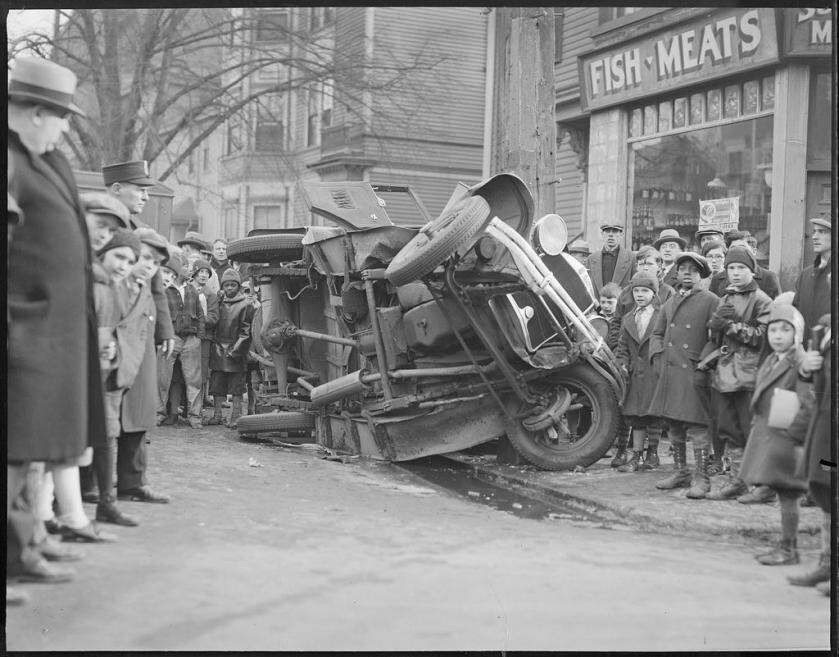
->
<box><xmin>787</xmin><ymin>313</ymin><xmax>832</xmax><ymax>593</ymax></box>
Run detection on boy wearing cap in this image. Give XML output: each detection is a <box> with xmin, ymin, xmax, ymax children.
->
<box><xmin>115</xmin><ymin>230</ymin><xmax>172</xmax><ymax>504</ymax></box>
<box><xmin>207</xmin><ymin>270</ymin><xmax>254</xmax><ymax>428</ymax></box>
<box><xmin>157</xmin><ymin>254</ymin><xmax>206</xmax><ymax>429</ymax></box>
<box><xmin>703</xmin><ymin>245</ymin><xmax>772</xmax><ymax>500</ymax></box>
<box><xmin>793</xmin><ymin>215</ymin><xmax>831</xmax><ymax>335</ymax></box>
<box><xmin>647</xmin><ymin>253</ymin><xmax>720</xmax><ymax>497</ymax></box>
<box><xmin>614</xmin><ymin>272</ymin><xmax>665</xmax><ymax>472</ymax></box>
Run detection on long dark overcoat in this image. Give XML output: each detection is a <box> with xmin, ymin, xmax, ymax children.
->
<box><xmin>119</xmin><ymin>281</ymin><xmax>158</xmax><ymax>432</ymax></box>
<box><xmin>615</xmin><ymin>306</ymin><xmax>660</xmax><ymax>419</ymax></box>
<box><xmin>8</xmin><ymin>130</ymin><xmax>105</xmax><ymax>461</ymax></box>
<box><xmin>210</xmin><ymin>292</ymin><xmax>253</xmax><ymax>372</ymax></box>
<box><xmin>793</xmin><ymin>323</ymin><xmax>832</xmax><ymax>491</ymax></box>
<box><xmin>739</xmin><ymin>348</ymin><xmax>811</xmax><ymax>491</ymax></box>
<box><xmin>646</xmin><ymin>287</ymin><xmax>719</xmax><ymax>425</ymax></box>
<box><xmin>587</xmin><ymin>246</ymin><xmax>635</xmax><ymax>297</ymax></box>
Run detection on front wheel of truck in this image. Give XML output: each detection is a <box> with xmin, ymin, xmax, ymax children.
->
<box><xmin>504</xmin><ymin>363</ymin><xmax>620</xmax><ymax>471</ymax></box>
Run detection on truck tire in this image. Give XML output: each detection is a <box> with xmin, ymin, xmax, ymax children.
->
<box><xmin>237</xmin><ymin>411</ymin><xmax>315</xmax><ymax>435</ymax></box>
<box><xmin>227</xmin><ymin>234</ymin><xmax>304</xmax><ymax>263</ymax></box>
<box><xmin>504</xmin><ymin>363</ymin><xmax>620</xmax><ymax>471</ymax></box>
<box><xmin>385</xmin><ymin>196</ymin><xmax>489</xmax><ymax>286</ymax></box>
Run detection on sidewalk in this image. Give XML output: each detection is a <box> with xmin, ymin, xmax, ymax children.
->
<box><xmin>444</xmin><ymin>440</ymin><xmax>823</xmax><ymax>549</ymax></box>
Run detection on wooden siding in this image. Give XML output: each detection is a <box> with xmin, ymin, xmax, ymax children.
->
<box><xmin>332</xmin><ymin>6</ymin><xmax>368</xmax><ymax>128</ymax></box>
<box><xmin>553</xmin><ymin>136</ymin><xmax>585</xmax><ymax>239</ymax></box>
<box><xmin>370</xmin><ymin>7</ymin><xmax>487</xmax><ymax>146</ymax></box>
<box><xmin>554</xmin><ymin>8</ymin><xmax>599</xmax><ymax>116</ymax></box>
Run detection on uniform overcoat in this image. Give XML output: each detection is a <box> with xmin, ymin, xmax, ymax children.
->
<box><xmin>739</xmin><ymin>348</ymin><xmax>811</xmax><ymax>491</ymax></box>
<box><xmin>119</xmin><ymin>279</ymin><xmax>158</xmax><ymax>432</ymax></box>
<box><xmin>793</xmin><ymin>322</ymin><xmax>832</xmax><ymax>491</ymax></box>
<box><xmin>7</xmin><ymin>130</ymin><xmax>105</xmax><ymax>461</ymax></box>
<box><xmin>615</xmin><ymin>305</ymin><xmax>660</xmax><ymax>419</ymax></box>
<box><xmin>646</xmin><ymin>286</ymin><xmax>719</xmax><ymax>425</ymax></box>
<box><xmin>210</xmin><ymin>292</ymin><xmax>253</xmax><ymax>372</ymax></box>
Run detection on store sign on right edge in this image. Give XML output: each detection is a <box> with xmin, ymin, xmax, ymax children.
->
<box><xmin>698</xmin><ymin>197</ymin><xmax>740</xmax><ymax>234</ymax></box>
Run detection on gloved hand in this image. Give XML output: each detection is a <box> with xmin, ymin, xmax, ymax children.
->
<box><xmin>708</xmin><ymin>310</ymin><xmax>732</xmax><ymax>332</ymax></box>
<box><xmin>716</xmin><ymin>303</ymin><xmax>737</xmax><ymax>319</ymax></box>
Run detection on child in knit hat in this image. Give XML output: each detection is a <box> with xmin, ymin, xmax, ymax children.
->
<box><xmin>738</xmin><ymin>302</ymin><xmax>811</xmax><ymax>565</ymax></box>
<box><xmin>614</xmin><ymin>271</ymin><xmax>665</xmax><ymax>472</ymax></box>
<box><xmin>704</xmin><ymin>245</ymin><xmax>773</xmax><ymax>500</ymax></box>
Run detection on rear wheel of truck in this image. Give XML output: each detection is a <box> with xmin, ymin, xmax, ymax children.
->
<box><xmin>237</xmin><ymin>411</ymin><xmax>315</xmax><ymax>436</ymax></box>
<box><xmin>227</xmin><ymin>234</ymin><xmax>304</xmax><ymax>263</ymax></box>
<box><xmin>385</xmin><ymin>196</ymin><xmax>490</xmax><ymax>286</ymax></box>
<box><xmin>504</xmin><ymin>363</ymin><xmax>619</xmax><ymax>471</ymax></box>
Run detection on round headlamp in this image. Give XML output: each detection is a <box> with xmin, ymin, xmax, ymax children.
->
<box><xmin>531</xmin><ymin>213</ymin><xmax>568</xmax><ymax>256</ymax></box>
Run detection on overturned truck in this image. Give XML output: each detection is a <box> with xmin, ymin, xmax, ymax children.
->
<box><xmin>230</xmin><ymin>174</ymin><xmax>625</xmax><ymax>470</ymax></box>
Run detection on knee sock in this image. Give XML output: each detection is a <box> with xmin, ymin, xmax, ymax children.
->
<box><xmin>631</xmin><ymin>428</ymin><xmax>645</xmax><ymax>451</ymax></box>
<box><xmin>778</xmin><ymin>491</ymin><xmax>800</xmax><ymax>545</ymax></box>
<box><xmin>52</xmin><ymin>464</ymin><xmax>90</xmax><ymax>529</ymax></box>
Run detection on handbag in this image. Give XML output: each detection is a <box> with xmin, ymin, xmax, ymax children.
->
<box><xmin>713</xmin><ymin>346</ymin><xmax>760</xmax><ymax>392</ymax></box>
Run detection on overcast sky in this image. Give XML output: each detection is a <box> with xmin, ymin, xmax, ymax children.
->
<box><xmin>7</xmin><ymin>9</ymin><xmax>56</xmax><ymax>41</ymax></box>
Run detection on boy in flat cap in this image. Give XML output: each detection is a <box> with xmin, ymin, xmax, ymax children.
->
<box><xmin>704</xmin><ymin>246</ymin><xmax>772</xmax><ymax>501</ymax></box>
<box><xmin>647</xmin><ymin>253</ymin><xmax>720</xmax><ymax>498</ymax></box>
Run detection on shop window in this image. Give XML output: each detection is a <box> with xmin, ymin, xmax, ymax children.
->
<box><xmin>629</xmin><ymin>115</ymin><xmax>774</xmax><ymax>264</ymax></box>
<box><xmin>253</xmin><ymin>205</ymin><xmax>284</xmax><ymax>229</ymax></box>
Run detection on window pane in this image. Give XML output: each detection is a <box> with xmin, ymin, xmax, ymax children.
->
<box><xmin>255</xmin><ymin>12</ymin><xmax>288</xmax><ymax>41</ymax></box>
<box><xmin>253</xmin><ymin>205</ymin><xmax>284</xmax><ymax>229</ymax></box>
<box><xmin>689</xmin><ymin>93</ymin><xmax>704</xmax><ymax>125</ymax></box>
<box><xmin>743</xmin><ymin>80</ymin><xmax>759</xmax><ymax>115</ymax></box>
<box><xmin>673</xmin><ymin>97</ymin><xmax>686</xmax><ymax>128</ymax></box>
<box><xmin>807</xmin><ymin>71</ymin><xmax>832</xmax><ymax>166</ymax></box>
<box><xmin>658</xmin><ymin>101</ymin><xmax>671</xmax><ymax>132</ymax></box>
<box><xmin>706</xmin><ymin>89</ymin><xmax>721</xmax><ymax>121</ymax></box>
<box><xmin>630</xmin><ymin>108</ymin><xmax>642</xmax><ymax>137</ymax></box>
<box><xmin>724</xmin><ymin>85</ymin><xmax>740</xmax><ymax>118</ymax></box>
<box><xmin>629</xmin><ymin>116</ymin><xmax>774</xmax><ymax>261</ymax></box>
<box><xmin>761</xmin><ymin>75</ymin><xmax>775</xmax><ymax>111</ymax></box>
<box><xmin>643</xmin><ymin>105</ymin><xmax>657</xmax><ymax>134</ymax></box>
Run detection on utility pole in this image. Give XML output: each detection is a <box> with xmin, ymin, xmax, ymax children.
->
<box><xmin>490</xmin><ymin>7</ymin><xmax>557</xmax><ymax>219</ymax></box>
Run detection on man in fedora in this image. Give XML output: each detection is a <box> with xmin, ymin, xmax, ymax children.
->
<box><xmin>103</xmin><ymin>160</ymin><xmax>175</xmax><ymax>360</ymax></box>
<box><xmin>654</xmin><ymin>228</ymin><xmax>686</xmax><ymax>289</ymax></box>
<box><xmin>177</xmin><ymin>230</ymin><xmax>220</xmax><ymax>294</ymax></box>
<box><xmin>793</xmin><ymin>214</ymin><xmax>832</xmax><ymax>334</ymax></box>
<box><xmin>588</xmin><ymin>222</ymin><xmax>635</xmax><ymax>298</ymax></box>
<box><xmin>8</xmin><ymin>57</ymin><xmax>99</xmax><ymax>585</ymax></box>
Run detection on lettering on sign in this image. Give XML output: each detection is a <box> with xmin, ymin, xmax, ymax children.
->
<box><xmin>579</xmin><ymin>8</ymin><xmax>779</xmax><ymax>111</ymax></box>
<box><xmin>698</xmin><ymin>197</ymin><xmax>739</xmax><ymax>234</ymax></box>
<box><xmin>785</xmin><ymin>8</ymin><xmax>832</xmax><ymax>55</ymax></box>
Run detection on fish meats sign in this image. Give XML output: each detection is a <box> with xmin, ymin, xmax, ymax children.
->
<box><xmin>784</xmin><ymin>8</ymin><xmax>832</xmax><ymax>56</ymax></box>
<box><xmin>579</xmin><ymin>8</ymin><xmax>779</xmax><ymax>111</ymax></box>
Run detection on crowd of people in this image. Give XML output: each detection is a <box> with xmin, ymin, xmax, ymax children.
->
<box><xmin>6</xmin><ymin>55</ymin><xmax>833</xmax><ymax>610</ymax></box>
<box><xmin>569</xmin><ymin>218</ymin><xmax>832</xmax><ymax>596</ymax></box>
<box><xmin>6</xmin><ymin>57</ymin><xmax>261</xmax><ymax>606</ymax></box>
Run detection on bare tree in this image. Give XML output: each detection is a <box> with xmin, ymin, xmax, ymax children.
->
<box><xmin>8</xmin><ymin>8</ymin><xmax>444</xmax><ymax>181</ymax></box>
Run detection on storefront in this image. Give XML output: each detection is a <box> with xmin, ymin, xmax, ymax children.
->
<box><xmin>579</xmin><ymin>7</ymin><xmax>832</xmax><ymax>289</ymax></box>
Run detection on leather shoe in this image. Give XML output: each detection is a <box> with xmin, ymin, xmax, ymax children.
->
<box><xmin>8</xmin><ymin>558</ymin><xmax>76</xmax><ymax>583</ymax></box>
<box><xmin>118</xmin><ymin>486</ymin><xmax>170</xmax><ymax>504</ymax></box>
<box><xmin>59</xmin><ymin>522</ymin><xmax>118</xmax><ymax>543</ymax></box>
<box><xmin>96</xmin><ymin>501</ymin><xmax>139</xmax><ymax>527</ymax></box>
<box><xmin>44</xmin><ymin>518</ymin><xmax>64</xmax><ymax>535</ymax></box>
<box><xmin>737</xmin><ymin>485</ymin><xmax>776</xmax><ymax>504</ymax></box>
<box><xmin>82</xmin><ymin>490</ymin><xmax>100</xmax><ymax>504</ymax></box>
<box><xmin>36</xmin><ymin>537</ymin><xmax>85</xmax><ymax>562</ymax></box>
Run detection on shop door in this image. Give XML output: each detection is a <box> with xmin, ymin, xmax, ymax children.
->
<box><xmin>802</xmin><ymin>172</ymin><xmax>831</xmax><ymax>267</ymax></box>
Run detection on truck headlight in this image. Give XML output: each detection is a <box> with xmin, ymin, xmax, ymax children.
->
<box><xmin>530</xmin><ymin>213</ymin><xmax>568</xmax><ymax>256</ymax></box>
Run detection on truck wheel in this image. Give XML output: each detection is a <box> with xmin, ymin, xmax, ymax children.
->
<box><xmin>385</xmin><ymin>196</ymin><xmax>489</xmax><ymax>286</ymax></box>
<box><xmin>227</xmin><ymin>234</ymin><xmax>304</xmax><ymax>263</ymax></box>
<box><xmin>504</xmin><ymin>363</ymin><xmax>619</xmax><ymax>471</ymax></box>
<box><xmin>237</xmin><ymin>411</ymin><xmax>315</xmax><ymax>436</ymax></box>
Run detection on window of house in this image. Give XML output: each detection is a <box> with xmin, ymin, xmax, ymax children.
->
<box><xmin>307</xmin><ymin>88</ymin><xmax>320</xmax><ymax>147</ymax></box>
<box><xmin>255</xmin><ymin>94</ymin><xmax>285</xmax><ymax>151</ymax></box>
<box><xmin>254</xmin><ymin>10</ymin><xmax>288</xmax><ymax>42</ymax></box>
<box><xmin>224</xmin><ymin>205</ymin><xmax>238</xmax><ymax>237</ymax></box>
<box><xmin>226</xmin><ymin>118</ymin><xmax>243</xmax><ymax>155</ymax></box>
<box><xmin>253</xmin><ymin>205</ymin><xmax>284</xmax><ymax>229</ymax></box>
<box><xmin>187</xmin><ymin>150</ymin><xmax>194</xmax><ymax>174</ymax></box>
<box><xmin>321</xmin><ymin>79</ymin><xmax>333</xmax><ymax>129</ymax></box>
<box><xmin>202</xmin><ymin>143</ymin><xmax>210</xmax><ymax>171</ymax></box>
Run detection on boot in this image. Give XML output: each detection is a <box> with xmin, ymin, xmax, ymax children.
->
<box><xmin>96</xmin><ymin>498</ymin><xmax>139</xmax><ymax>527</ymax></box>
<box><xmin>707</xmin><ymin>447</ymin><xmax>748</xmax><ymax>500</ymax></box>
<box><xmin>737</xmin><ymin>485</ymin><xmax>776</xmax><ymax>504</ymax></box>
<box><xmin>610</xmin><ymin>445</ymin><xmax>628</xmax><ymax>468</ymax></box>
<box><xmin>656</xmin><ymin>442</ymin><xmax>691</xmax><ymax>489</ymax></box>
<box><xmin>756</xmin><ymin>538</ymin><xmax>799</xmax><ymax>566</ymax></box>
<box><xmin>640</xmin><ymin>426</ymin><xmax>661</xmax><ymax>470</ymax></box>
<box><xmin>205</xmin><ymin>397</ymin><xmax>225</xmax><ymax>425</ymax></box>
<box><xmin>706</xmin><ymin>453</ymin><xmax>723</xmax><ymax>476</ymax></box>
<box><xmin>227</xmin><ymin>396</ymin><xmax>243</xmax><ymax>428</ymax></box>
<box><xmin>618</xmin><ymin>450</ymin><xmax>643</xmax><ymax>473</ymax></box>
<box><xmin>686</xmin><ymin>448</ymin><xmax>711</xmax><ymax>499</ymax></box>
<box><xmin>788</xmin><ymin>552</ymin><xmax>830</xmax><ymax>586</ymax></box>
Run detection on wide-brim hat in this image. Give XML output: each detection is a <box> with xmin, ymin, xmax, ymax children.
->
<box><xmin>8</xmin><ymin>57</ymin><xmax>85</xmax><ymax>116</ymax></box>
<box><xmin>810</xmin><ymin>215</ymin><xmax>832</xmax><ymax>230</ymax></box>
<box><xmin>102</xmin><ymin>160</ymin><xmax>157</xmax><ymax>187</ymax></box>
<box><xmin>654</xmin><ymin>228</ymin><xmax>687</xmax><ymax>250</ymax></box>
<box><xmin>177</xmin><ymin>230</ymin><xmax>210</xmax><ymax>251</ymax></box>
<box><xmin>675</xmin><ymin>252</ymin><xmax>710</xmax><ymax>278</ymax></box>
<box><xmin>600</xmin><ymin>223</ymin><xmax>624</xmax><ymax>232</ymax></box>
<box><xmin>79</xmin><ymin>191</ymin><xmax>131</xmax><ymax>228</ymax></box>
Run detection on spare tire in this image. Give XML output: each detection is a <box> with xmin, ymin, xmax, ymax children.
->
<box><xmin>237</xmin><ymin>411</ymin><xmax>315</xmax><ymax>435</ymax></box>
<box><xmin>228</xmin><ymin>234</ymin><xmax>304</xmax><ymax>263</ymax></box>
<box><xmin>385</xmin><ymin>196</ymin><xmax>490</xmax><ymax>286</ymax></box>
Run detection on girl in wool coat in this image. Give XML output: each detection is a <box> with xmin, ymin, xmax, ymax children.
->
<box><xmin>739</xmin><ymin>303</ymin><xmax>812</xmax><ymax>566</ymax></box>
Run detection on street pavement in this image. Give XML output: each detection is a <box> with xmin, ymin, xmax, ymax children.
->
<box><xmin>6</xmin><ymin>422</ymin><xmax>832</xmax><ymax>651</ymax></box>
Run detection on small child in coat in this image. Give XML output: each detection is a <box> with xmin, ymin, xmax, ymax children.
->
<box><xmin>614</xmin><ymin>271</ymin><xmax>663</xmax><ymax>472</ymax></box>
<box><xmin>739</xmin><ymin>302</ymin><xmax>812</xmax><ymax>565</ymax></box>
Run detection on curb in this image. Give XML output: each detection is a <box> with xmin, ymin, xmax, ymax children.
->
<box><xmin>441</xmin><ymin>453</ymin><xmax>821</xmax><ymax>548</ymax></box>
